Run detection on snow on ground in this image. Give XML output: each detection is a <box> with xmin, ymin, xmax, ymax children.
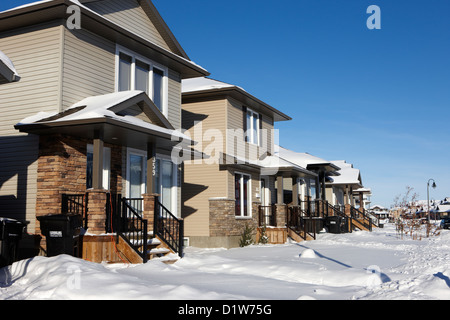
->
<box><xmin>1</xmin><ymin>223</ymin><xmax>450</xmax><ymax>300</ymax></box>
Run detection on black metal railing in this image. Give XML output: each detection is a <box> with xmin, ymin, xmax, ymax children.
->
<box><xmin>115</xmin><ymin>196</ymin><xmax>148</xmax><ymax>263</ymax></box>
<box><xmin>287</xmin><ymin>206</ymin><xmax>316</xmax><ymax>240</ymax></box>
<box><xmin>61</xmin><ymin>193</ymin><xmax>88</xmax><ymax>229</ymax></box>
<box><xmin>350</xmin><ymin>206</ymin><xmax>372</xmax><ymax>231</ymax></box>
<box><xmin>154</xmin><ymin>200</ymin><xmax>184</xmax><ymax>258</ymax></box>
<box><xmin>258</xmin><ymin>205</ymin><xmax>276</xmax><ymax>227</ymax></box>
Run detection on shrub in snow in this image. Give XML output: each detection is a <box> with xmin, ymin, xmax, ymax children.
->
<box><xmin>258</xmin><ymin>225</ymin><xmax>269</xmax><ymax>245</ymax></box>
<box><xmin>239</xmin><ymin>223</ymin><xmax>255</xmax><ymax>247</ymax></box>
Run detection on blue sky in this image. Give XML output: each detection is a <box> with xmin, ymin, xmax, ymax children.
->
<box><xmin>1</xmin><ymin>0</ymin><xmax>449</xmax><ymax>208</ymax></box>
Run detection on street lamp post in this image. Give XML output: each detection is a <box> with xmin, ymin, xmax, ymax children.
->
<box><xmin>427</xmin><ymin>179</ymin><xmax>437</xmax><ymax>222</ymax></box>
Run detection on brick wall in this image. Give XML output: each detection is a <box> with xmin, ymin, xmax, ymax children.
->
<box><xmin>208</xmin><ymin>198</ymin><xmax>259</xmax><ymax>237</ymax></box>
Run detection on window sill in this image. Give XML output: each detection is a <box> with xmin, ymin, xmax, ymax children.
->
<box><xmin>235</xmin><ymin>216</ymin><xmax>253</xmax><ymax>220</ymax></box>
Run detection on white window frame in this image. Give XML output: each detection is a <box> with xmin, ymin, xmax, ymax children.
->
<box><xmin>235</xmin><ymin>172</ymin><xmax>252</xmax><ymax>218</ymax></box>
<box><xmin>246</xmin><ymin>108</ymin><xmax>260</xmax><ymax>146</ymax></box>
<box><xmin>115</xmin><ymin>45</ymin><xmax>169</xmax><ymax>117</ymax></box>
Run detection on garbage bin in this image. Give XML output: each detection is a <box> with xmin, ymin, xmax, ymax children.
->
<box><xmin>37</xmin><ymin>214</ymin><xmax>82</xmax><ymax>258</ymax></box>
<box><xmin>0</xmin><ymin>218</ymin><xmax>26</xmax><ymax>268</ymax></box>
<box><xmin>325</xmin><ymin>216</ymin><xmax>341</xmax><ymax>234</ymax></box>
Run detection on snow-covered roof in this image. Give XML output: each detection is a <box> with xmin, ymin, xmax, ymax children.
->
<box><xmin>182</xmin><ymin>77</ymin><xmax>244</xmax><ymax>93</ymax></box>
<box><xmin>258</xmin><ymin>154</ymin><xmax>317</xmax><ymax>177</ymax></box>
<box><xmin>0</xmin><ymin>49</ymin><xmax>20</xmax><ymax>82</ymax></box>
<box><xmin>275</xmin><ymin>145</ymin><xmax>340</xmax><ymax>175</ymax></box>
<box><xmin>327</xmin><ymin>160</ymin><xmax>362</xmax><ymax>186</ymax></box>
<box><xmin>182</xmin><ymin>77</ymin><xmax>291</xmax><ymax>122</ymax></box>
<box><xmin>17</xmin><ymin>90</ymin><xmax>189</xmax><ymax>141</ymax></box>
<box><xmin>353</xmin><ymin>187</ymin><xmax>372</xmax><ymax>194</ymax></box>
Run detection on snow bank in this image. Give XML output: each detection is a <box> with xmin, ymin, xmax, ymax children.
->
<box><xmin>1</xmin><ymin>224</ymin><xmax>450</xmax><ymax>300</ymax></box>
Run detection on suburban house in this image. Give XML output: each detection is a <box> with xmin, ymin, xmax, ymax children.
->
<box><xmin>0</xmin><ymin>0</ymin><xmax>209</xmax><ymax>262</ymax></box>
<box><xmin>180</xmin><ymin>77</ymin><xmax>325</xmax><ymax>248</ymax></box>
<box><xmin>326</xmin><ymin>160</ymin><xmax>363</xmax><ymax>207</ymax></box>
<box><xmin>276</xmin><ymin>146</ymin><xmax>377</xmax><ymax>231</ymax></box>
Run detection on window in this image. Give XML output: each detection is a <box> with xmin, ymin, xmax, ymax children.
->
<box><xmin>246</xmin><ymin>109</ymin><xmax>260</xmax><ymax>145</ymax></box>
<box><xmin>86</xmin><ymin>144</ymin><xmax>111</xmax><ymax>190</ymax></box>
<box><xmin>118</xmin><ymin>53</ymin><xmax>132</xmax><ymax>91</ymax></box>
<box><xmin>135</xmin><ymin>59</ymin><xmax>150</xmax><ymax>95</ymax></box>
<box><xmin>153</xmin><ymin>67</ymin><xmax>164</xmax><ymax>111</ymax></box>
<box><xmin>116</xmin><ymin>46</ymin><xmax>168</xmax><ymax>114</ymax></box>
<box><xmin>235</xmin><ymin>173</ymin><xmax>251</xmax><ymax>217</ymax></box>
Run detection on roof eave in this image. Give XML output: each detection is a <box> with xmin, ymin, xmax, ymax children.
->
<box><xmin>182</xmin><ymin>86</ymin><xmax>292</xmax><ymax>122</ymax></box>
<box><xmin>0</xmin><ymin>0</ymin><xmax>209</xmax><ymax>79</ymax></box>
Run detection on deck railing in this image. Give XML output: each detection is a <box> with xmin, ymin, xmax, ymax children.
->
<box><xmin>61</xmin><ymin>193</ymin><xmax>88</xmax><ymax>229</ymax></box>
<box><xmin>287</xmin><ymin>205</ymin><xmax>316</xmax><ymax>240</ymax></box>
<box><xmin>116</xmin><ymin>196</ymin><xmax>148</xmax><ymax>263</ymax></box>
<box><xmin>258</xmin><ymin>205</ymin><xmax>276</xmax><ymax>227</ymax></box>
<box><xmin>154</xmin><ymin>200</ymin><xmax>184</xmax><ymax>258</ymax></box>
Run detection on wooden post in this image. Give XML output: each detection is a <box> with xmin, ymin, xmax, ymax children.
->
<box><xmin>292</xmin><ymin>176</ymin><xmax>298</xmax><ymax>206</ymax></box>
<box><xmin>276</xmin><ymin>175</ymin><xmax>283</xmax><ymax>205</ymax></box>
<box><xmin>92</xmin><ymin>130</ymin><xmax>104</xmax><ymax>190</ymax></box>
<box><xmin>359</xmin><ymin>192</ymin><xmax>364</xmax><ymax>213</ymax></box>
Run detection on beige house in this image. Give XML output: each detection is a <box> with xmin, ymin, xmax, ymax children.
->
<box><xmin>0</xmin><ymin>0</ymin><xmax>209</xmax><ymax>262</ymax></box>
<box><xmin>326</xmin><ymin>160</ymin><xmax>363</xmax><ymax>207</ymax></box>
<box><xmin>181</xmin><ymin>77</ymin><xmax>318</xmax><ymax>248</ymax></box>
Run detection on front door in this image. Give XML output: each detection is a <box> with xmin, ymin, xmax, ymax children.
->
<box><xmin>156</xmin><ymin>158</ymin><xmax>176</xmax><ymax>215</ymax></box>
<box><xmin>126</xmin><ymin>148</ymin><xmax>178</xmax><ymax>217</ymax></box>
<box><xmin>127</xmin><ymin>149</ymin><xmax>146</xmax><ymax>199</ymax></box>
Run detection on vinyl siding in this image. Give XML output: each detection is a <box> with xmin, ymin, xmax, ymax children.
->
<box><xmin>167</xmin><ymin>69</ymin><xmax>181</xmax><ymax>128</ymax></box>
<box><xmin>0</xmin><ymin>23</ymin><xmax>63</xmax><ymax>231</ymax></box>
<box><xmin>85</xmin><ymin>0</ymin><xmax>171</xmax><ymax>52</ymax></box>
<box><xmin>181</xmin><ymin>98</ymin><xmax>228</xmax><ymax>236</ymax></box>
<box><xmin>226</xmin><ymin>97</ymin><xmax>275</xmax><ymax>162</ymax></box>
<box><xmin>61</xmin><ymin>28</ymin><xmax>116</xmax><ymax>110</ymax></box>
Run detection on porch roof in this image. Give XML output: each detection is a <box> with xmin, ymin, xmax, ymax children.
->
<box><xmin>0</xmin><ymin>49</ymin><xmax>20</xmax><ymax>82</ymax></box>
<box><xmin>15</xmin><ymin>91</ymin><xmax>191</xmax><ymax>152</ymax></box>
<box><xmin>326</xmin><ymin>160</ymin><xmax>363</xmax><ymax>187</ymax></box>
<box><xmin>275</xmin><ymin>145</ymin><xmax>340</xmax><ymax>176</ymax></box>
<box><xmin>220</xmin><ymin>153</ymin><xmax>317</xmax><ymax>178</ymax></box>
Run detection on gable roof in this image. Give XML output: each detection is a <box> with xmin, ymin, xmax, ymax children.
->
<box><xmin>182</xmin><ymin>77</ymin><xmax>292</xmax><ymax>122</ymax></box>
<box><xmin>327</xmin><ymin>160</ymin><xmax>363</xmax><ymax>187</ymax></box>
<box><xmin>17</xmin><ymin>90</ymin><xmax>175</xmax><ymax>130</ymax></box>
<box><xmin>0</xmin><ymin>0</ymin><xmax>209</xmax><ymax>79</ymax></box>
<box><xmin>0</xmin><ymin>49</ymin><xmax>20</xmax><ymax>82</ymax></box>
<box><xmin>81</xmin><ymin>0</ymin><xmax>189</xmax><ymax>59</ymax></box>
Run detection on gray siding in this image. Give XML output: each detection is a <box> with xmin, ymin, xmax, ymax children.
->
<box><xmin>0</xmin><ymin>23</ymin><xmax>63</xmax><ymax>231</ymax></box>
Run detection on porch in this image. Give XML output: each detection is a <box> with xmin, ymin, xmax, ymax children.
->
<box><xmin>257</xmin><ymin>198</ymin><xmax>378</xmax><ymax>244</ymax></box>
<box><xmin>15</xmin><ymin>91</ymin><xmax>190</xmax><ymax>264</ymax></box>
<box><xmin>60</xmin><ymin>192</ymin><xmax>183</xmax><ymax>263</ymax></box>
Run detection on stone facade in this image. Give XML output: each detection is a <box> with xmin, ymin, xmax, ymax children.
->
<box><xmin>35</xmin><ymin>134</ymin><xmax>123</xmax><ymax>233</ymax></box>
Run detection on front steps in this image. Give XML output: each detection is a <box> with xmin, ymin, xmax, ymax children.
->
<box><xmin>82</xmin><ymin>233</ymin><xmax>179</xmax><ymax>264</ymax></box>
